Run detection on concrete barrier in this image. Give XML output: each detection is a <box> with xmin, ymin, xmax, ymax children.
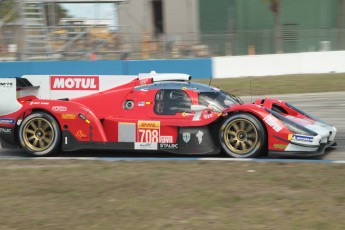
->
<box><xmin>0</xmin><ymin>59</ymin><xmax>212</xmax><ymax>79</ymax></box>
<box><xmin>212</xmin><ymin>51</ymin><xmax>345</xmax><ymax>78</ymax></box>
<box><xmin>1</xmin><ymin>51</ymin><xmax>344</xmax><ymax>80</ymax></box>
<box><xmin>124</xmin><ymin>59</ymin><xmax>212</xmax><ymax>79</ymax></box>
<box><xmin>0</xmin><ymin>60</ymin><xmax>124</xmax><ymax>78</ymax></box>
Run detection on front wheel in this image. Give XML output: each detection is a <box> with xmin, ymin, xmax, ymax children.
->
<box><xmin>18</xmin><ymin>112</ymin><xmax>61</xmax><ymax>156</ymax></box>
<box><xmin>219</xmin><ymin>113</ymin><xmax>266</xmax><ymax>158</ymax></box>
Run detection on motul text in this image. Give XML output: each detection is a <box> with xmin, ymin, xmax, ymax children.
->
<box><xmin>50</xmin><ymin>76</ymin><xmax>99</xmax><ymax>90</ymax></box>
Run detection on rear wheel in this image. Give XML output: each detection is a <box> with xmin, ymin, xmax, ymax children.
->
<box><xmin>19</xmin><ymin>112</ymin><xmax>61</xmax><ymax>156</ymax></box>
<box><xmin>219</xmin><ymin>113</ymin><xmax>266</xmax><ymax>158</ymax></box>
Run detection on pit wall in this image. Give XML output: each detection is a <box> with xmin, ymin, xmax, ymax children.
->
<box><xmin>1</xmin><ymin>51</ymin><xmax>345</xmax><ymax>79</ymax></box>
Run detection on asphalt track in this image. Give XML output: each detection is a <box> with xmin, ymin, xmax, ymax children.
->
<box><xmin>1</xmin><ymin>91</ymin><xmax>344</xmax><ymax>162</ymax></box>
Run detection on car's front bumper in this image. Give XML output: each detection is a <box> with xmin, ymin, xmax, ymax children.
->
<box><xmin>269</xmin><ymin>140</ymin><xmax>337</xmax><ymax>158</ymax></box>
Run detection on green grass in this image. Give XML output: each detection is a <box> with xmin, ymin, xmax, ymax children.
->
<box><xmin>0</xmin><ymin>160</ymin><xmax>344</xmax><ymax>230</ymax></box>
<box><xmin>193</xmin><ymin>73</ymin><xmax>345</xmax><ymax>96</ymax></box>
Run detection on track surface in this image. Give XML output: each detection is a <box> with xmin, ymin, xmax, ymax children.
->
<box><xmin>1</xmin><ymin>92</ymin><xmax>344</xmax><ymax>160</ymax></box>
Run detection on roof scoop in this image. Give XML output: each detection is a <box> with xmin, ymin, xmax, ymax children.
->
<box><xmin>139</xmin><ymin>71</ymin><xmax>191</xmax><ymax>82</ymax></box>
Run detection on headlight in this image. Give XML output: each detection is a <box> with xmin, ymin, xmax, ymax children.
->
<box><xmin>265</xmin><ymin>108</ymin><xmax>318</xmax><ymax>136</ymax></box>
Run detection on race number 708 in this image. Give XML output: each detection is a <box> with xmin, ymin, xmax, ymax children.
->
<box><xmin>138</xmin><ymin>129</ymin><xmax>159</xmax><ymax>142</ymax></box>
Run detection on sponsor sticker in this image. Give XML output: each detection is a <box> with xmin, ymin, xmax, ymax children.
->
<box><xmin>78</xmin><ymin>113</ymin><xmax>86</xmax><ymax>120</ymax></box>
<box><xmin>77</xmin><ymin>113</ymin><xmax>90</xmax><ymax>124</ymax></box>
<box><xmin>135</xmin><ymin>142</ymin><xmax>158</xmax><ymax>150</ymax></box>
<box><xmin>183</xmin><ymin>132</ymin><xmax>191</xmax><ymax>143</ymax></box>
<box><xmin>138</xmin><ymin>121</ymin><xmax>160</xmax><ymax>129</ymax></box>
<box><xmin>0</xmin><ymin>118</ymin><xmax>15</xmax><ymax>125</ymax></box>
<box><xmin>196</xmin><ymin>130</ymin><xmax>204</xmax><ymax>144</ymax></box>
<box><xmin>273</xmin><ymin>143</ymin><xmax>287</xmax><ymax>149</ymax></box>
<box><xmin>140</xmin><ymin>78</ymin><xmax>151</xmax><ymax>85</ymax></box>
<box><xmin>263</xmin><ymin>114</ymin><xmax>283</xmax><ymax>132</ymax></box>
<box><xmin>138</xmin><ymin>102</ymin><xmax>145</xmax><ymax>106</ymax></box>
<box><xmin>160</xmin><ymin>136</ymin><xmax>173</xmax><ymax>143</ymax></box>
<box><xmin>0</xmin><ymin>127</ymin><xmax>11</xmax><ymax>134</ymax></box>
<box><xmin>75</xmin><ymin>130</ymin><xmax>87</xmax><ymax>139</ymax></box>
<box><xmin>158</xmin><ymin>83</ymin><xmax>184</xmax><ymax>87</ymax></box>
<box><xmin>159</xmin><ymin>143</ymin><xmax>179</xmax><ymax>150</ymax></box>
<box><xmin>30</xmin><ymin>102</ymin><xmax>50</xmax><ymax>105</ymax></box>
<box><xmin>138</xmin><ymin>121</ymin><xmax>160</xmax><ymax>143</ymax></box>
<box><xmin>289</xmin><ymin>134</ymin><xmax>314</xmax><ymax>142</ymax></box>
<box><xmin>0</xmin><ymin>82</ymin><xmax>13</xmax><ymax>89</ymax></box>
<box><xmin>52</xmin><ymin>106</ymin><xmax>67</xmax><ymax>112</ymax></box>
<box><xmin>61</xmin><ymin>114</ymin><xmax>76</xmax><ymax>120</ymax></box>
<box><xmin>50</xmin><ymin>76</ymin><xmax>99</xmax><ymax>90</ymax></box>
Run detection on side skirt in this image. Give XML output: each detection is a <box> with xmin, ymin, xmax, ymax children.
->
<box><xmin>62</xmin><ymin>130</ymin><xmax>220</xmax><ymax>155</ymax></box>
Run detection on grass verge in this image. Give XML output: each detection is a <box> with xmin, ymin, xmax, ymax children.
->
<box><xmin>193</xmin><ymin>73</ymin><xmax>345</xmax><ymax>96</ymax></box>
<box><xmin>0</xmin><ymin>160</ymin><xmax>344</xmax><ymax>230</ymax></box>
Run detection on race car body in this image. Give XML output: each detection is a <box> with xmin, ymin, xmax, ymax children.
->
<box><xmin>0</xmin><ymin>72</ymin><xmax>337</xmax><ymax>158</ymax></box>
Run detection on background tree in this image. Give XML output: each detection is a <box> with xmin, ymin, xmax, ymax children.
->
<box><xmin>45</xmin><ymin>3</ymin><xmax>71</xmax><ymax>26</ymax></box>
<box><xmin>0</xmin><ymin>0</ymin><xmax>17</xmax><ymax>23</ymax></box>
<box><xmin>0</xmin><ymin>0</ymin><xmax>70</xmax><ymax>26</ymax></box>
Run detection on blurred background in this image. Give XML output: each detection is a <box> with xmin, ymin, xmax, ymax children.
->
<box><xmin>0</xmin><ymin>0</ymin><xmax>344</xmax><ymax>61</ymax></box>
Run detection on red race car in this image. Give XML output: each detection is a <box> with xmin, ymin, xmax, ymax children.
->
<box><xmin>0</xmin><ymin>72</ymin><xmax>337</xmax><ymax>158</ymax></box>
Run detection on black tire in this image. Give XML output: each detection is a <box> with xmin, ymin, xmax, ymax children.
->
<box><xmin>219</xmin><ymin>113</ymin><xmax>266</xmax><ymax>158</ymax></box>
<box><xmin>18</xmin><ymin>112</ymin><xmax>61</xmax><ymax>156</ymax></box>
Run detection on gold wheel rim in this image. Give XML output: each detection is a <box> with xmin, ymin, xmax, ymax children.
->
<box><xmin>22</xmin><ymin>118</ymin><xmax>55</xmax><ymax>152</ymax></box>
<box><xmin>224</xmin><ymin>119</ymin><xmax>258</xmax><ymax>155</ymax></box>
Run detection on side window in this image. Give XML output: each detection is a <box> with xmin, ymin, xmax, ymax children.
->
<box><xmin>154</xmin><ymin>90</ymin><xmax>192</xmax><ymax>115</ymax></box>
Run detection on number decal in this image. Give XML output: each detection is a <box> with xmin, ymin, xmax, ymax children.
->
<box><xmin>139</xmin><ymin>129</ymin><xmax>145</xmax><ymax>142</ymax></box>
<box><xmin>137</xmin><ymin>121</ymin><xmax>160</xmax><ymax>143</ymax></box>
<box><xmin>151</xmin><ymin>130</ymin><xmax>159</xmax><ymax>142</ymax></box>
<box><xmin>139</xmin><ymin>129</ymin><xmax>159</xmax><ymax>142</ymax></box>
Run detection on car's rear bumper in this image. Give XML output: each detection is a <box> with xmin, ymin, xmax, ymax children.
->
<box><xmin>269</xmin><ymin>140</ymin><xmax>337</xmax><ymax>158</ymax></box>
<box><xmin>0</xmin><ymin>126</ymin><xmax>18</xmax><ymax>149</ymax></box>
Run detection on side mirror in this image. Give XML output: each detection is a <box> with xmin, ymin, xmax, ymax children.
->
<box><xmin>191</xmin><ymin>105</ymin><xmax>207</xmax><ymax>111</ymax></box>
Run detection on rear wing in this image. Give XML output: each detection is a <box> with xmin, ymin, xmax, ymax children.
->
<box><xmin>0</xmin><ymin>78</ymin><xmax>24</xmax><ymax>116</ymax></box>
<box><xmin>16</xmin><ymin>78</ymin><xmax>40</xmax><ymax>91</ymax></box>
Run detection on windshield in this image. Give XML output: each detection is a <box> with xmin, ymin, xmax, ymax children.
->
<box><xmin>198</xmin><ymin>91</ymin><xmax>242</xmax><ymax>112</ymax></box>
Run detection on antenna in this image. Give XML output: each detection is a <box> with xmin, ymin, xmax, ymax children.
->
<box><xmin>208</xmin><ymin>75</ymin><xmax>212</xmax><ymax>86</ymax></box>
<box><xmin>250</xmin><ymin>80</ymin><xmax>253</xmax><ymax>103</ymax></box>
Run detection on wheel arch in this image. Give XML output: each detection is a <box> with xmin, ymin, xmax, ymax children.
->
<box><xmin>17</xmin><ymin>109</ymin><xmax>62</xmax><ymax>156</ymax></box>
<box><xmin>226</xmin><ymin>111</ymin><xmax>268</xmax><ymax>138</ymax></box>
<box><xmin>211</xmin><ymin>111</ymin><xmax>269</xmax><ymax>146</ymax></box>
<box><xmin>241</xmin><ymin>111</ymin><xmax>268</xmax><ymax>154</ymax></box>
<box><xmin>220</xmin><ymin>110</ymin><xmax>269</xmax><ymax>157</ymax></box>
<box><xmin>15</xmin><ymin>108</ymin><xmax>63</xmax><ymax>146</ymax></box>
<box><xmin>17</xmin><ymin>108</ymin><xmax>63</xmax><ymax>131</ymax></box>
